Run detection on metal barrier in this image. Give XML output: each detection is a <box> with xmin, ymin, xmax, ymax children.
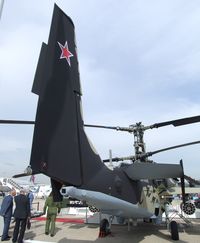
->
<box><xmin>32</xmin><ymin>202</ymin><xmax>40</xmax><ymax>211</ymax></box>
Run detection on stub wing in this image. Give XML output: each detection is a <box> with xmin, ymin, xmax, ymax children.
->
<box><xmin>122</xmin><ymin>162</ymin><xmax>183</xmax><ymax>180</ymax></box>
<box><xmin>62</xmin><ymin>187</ymin><xmax>153</xmax><ymax>219</ymax></box>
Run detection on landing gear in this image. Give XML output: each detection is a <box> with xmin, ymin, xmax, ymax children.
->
<box><xmin>99</xmin><ymin>218</ymin><xmax>111</xmax><ymax>237</ymax></box>
<box><xmin>170</xmin><ymin>221</ymin><xmax>179</xmax><ymax>241</ymax></box>
<box><xmin>164</xmin><ymin>203</ymin><xmax>179</xmax><ymax>241</ymax></box>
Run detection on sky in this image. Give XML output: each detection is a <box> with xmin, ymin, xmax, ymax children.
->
<box><xmin>0</xmin><ymin>0</ymin><xmax>200</xmax><ymax>183</ymax></box>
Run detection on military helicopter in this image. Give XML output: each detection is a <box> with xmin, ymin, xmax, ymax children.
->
<box><xmin>1</xmin><ymin>4</ymin><xmax>200</xmax><ymax>241</ymax></box>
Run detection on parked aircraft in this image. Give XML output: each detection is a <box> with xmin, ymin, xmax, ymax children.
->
<box><xmin>1</xmin><ymin>4</ymin><xmax>200</xmax><ymax>240</ymax></box>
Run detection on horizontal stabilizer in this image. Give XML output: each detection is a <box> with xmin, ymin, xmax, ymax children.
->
<box><xmin>122</xmin><ymin>162</ymin><xmax>183</xmax><ymax>180</ymax></box>
<box><xmin>13</xmin><ymin>173</ymin><xmax>31</xmax><ymax>178</ymax></box>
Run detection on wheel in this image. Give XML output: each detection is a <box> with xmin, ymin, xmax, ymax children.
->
<box><xmin>170</xmin><ymin>221</ymin><xmax>179</xmax><ymax>241</ymax></box>
<box><xmin>99</xmin><ymin>218</ymin><xmax>110</xmax><ymax>237</ymax></box>
<box><xmin>100</xmin><ymin>218</ymin><xmax>109</xmax><ymax>234</ymax></box>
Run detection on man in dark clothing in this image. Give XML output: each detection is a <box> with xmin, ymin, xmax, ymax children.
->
<box><xmin>12</xmin><ymin>189</ymin><xmax>30</xmax><ymax>243</ymax></box>
<box><xmin>0</xmin><ymin>189</ymin><xmax>16</xmax><ymax>241</ymax></box>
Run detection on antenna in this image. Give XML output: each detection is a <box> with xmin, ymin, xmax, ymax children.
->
<box><xmin>109</xmin><ymin>149</ymin><xmax>113</xmax><ymax>170</ymax></box>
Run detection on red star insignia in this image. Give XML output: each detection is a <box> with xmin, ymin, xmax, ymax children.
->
<box><xmin>58</xmin><ymin>41</ymin><xmax>74</xmax><ymax>66</ymax></box>
<box><xmin>41</xmin><ymin>161</ymin><xmax>47</xmax><ymax>170</ymax></box>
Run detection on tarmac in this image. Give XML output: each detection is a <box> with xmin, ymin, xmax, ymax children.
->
<box><xmin>0</xmin><ymin>199</ymin><xmax>200</xmax><ymax>243</ymax></box>
<box><xmin>0</xmin><ymin>216</ymin><xmax>199</xmax><ymax>243</ymax></box>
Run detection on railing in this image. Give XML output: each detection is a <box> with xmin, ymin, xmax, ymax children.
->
<box><xmin>7</xmin><ymin>178</ymin><xmax>22</xmax><ymax>190</ymax></box>
<box><xmin>32</xmin><ymin>202</ymin><xmax>40</xmax><ymax>211</ymax></box>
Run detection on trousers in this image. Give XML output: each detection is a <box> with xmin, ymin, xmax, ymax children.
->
<box><xmin>1</xmin><ymin>216</ymin><xmax>11</xmax><ymax>240</ymax></box>
<box><xmin>12</xmin><ymin>218</ymin><xmax>27</xmax><ymax>243</ymax></box>
<box><xmin>45</xmin><ymin>214</ymin><xmax>56</xmax><ymax>236</ymax></box>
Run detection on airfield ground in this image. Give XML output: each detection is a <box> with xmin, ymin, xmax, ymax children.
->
<box><xmin>1</xmin><ymin>198</ymin><xmax>200</xmax><ymax>242</ymax></box>
<box><xmin>4</xmin><ymin>218</ymin><xmax>200</xmax><ymax>243</ymax></box>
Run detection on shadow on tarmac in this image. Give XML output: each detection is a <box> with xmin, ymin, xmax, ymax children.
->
<box><xmin>7</xmin><ymin>219</ymin><xmax>199</xmax><ymax>243</ymax></box>
<box><xmin>55</xmin><ymin>223</ymin><xmax>189</xmax><ymax>243</ymax></box>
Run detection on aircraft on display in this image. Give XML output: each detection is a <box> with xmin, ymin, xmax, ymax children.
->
<box><xmin>1</xmin><ymin>4</ymin><xmax>200</xmax><ymax>241</ymax></box>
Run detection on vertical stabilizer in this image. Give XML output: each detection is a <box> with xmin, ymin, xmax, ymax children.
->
<box><xmin>30</xmin><ymin>5</ymin><xmax>104</xmax><ymax>189</ymax></box>
<box><xmin>30</xmin><ymin>4</ymin><xmax>82</xmax><ymax>186</ymax></box>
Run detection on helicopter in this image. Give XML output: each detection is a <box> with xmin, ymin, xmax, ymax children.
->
<box><xmin>1</xmin><ymin>4</ymin><xmax>200</xmax><ymax>241</ymax></box>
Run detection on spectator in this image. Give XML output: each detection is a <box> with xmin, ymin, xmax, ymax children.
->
<box><xmin>27</xmin><ymin>190</ymin><xmax>34</xmax><ymax>210</ymax></box>
<box><xmin>12</xmin><ymin>189</ymin><xmax>31</xmax><ymax>243</ymax></box>
<box><xmin>0</xmin><ymin>189</ymin><xmax>16</xmax><ymax>241</ymax></box>
<box><xmin>43</xmin><ymin>192</ymin><xmax>61</xmax><ymax>237</ymax></box>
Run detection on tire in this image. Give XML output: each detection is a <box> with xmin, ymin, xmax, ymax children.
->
<box><xmin>99</xmin><ymin>218</ymin><xmax>110</xmax><ymax>237</ymax></box>
<box><xmin>170</xmin><ymin>221</ymin><xmax>179</xmax><ymax>241</ymax></box>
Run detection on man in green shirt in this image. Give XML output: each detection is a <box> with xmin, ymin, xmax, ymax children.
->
<box><xmin>43</xmin><ymin>192</ymin><xmax>61</xmax><ymax>237</ymax></box>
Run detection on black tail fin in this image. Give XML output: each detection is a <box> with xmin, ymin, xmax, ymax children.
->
<box><xmin>30</xmin><ymin>4</ymin><xmax>104</xmax><ymax>192</ymax></box>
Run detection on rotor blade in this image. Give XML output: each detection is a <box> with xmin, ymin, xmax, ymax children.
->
<box><xmin>84</xmin><ymin>124</ymin><xmax>132</xmax><ymax>132</ymax></box>
<box><xmin>103</xmin><ymin>157</ymin><xmax>121</xmax><ymax>162</ymax></box>
<box><xmin>0</xmin><ymin>120</ymin><xmax>35</xmax><ymax>124</ymax></box>
<box><xmin>103</xmin><ymin>155</ymin><xmax>134</xmax><ymax>163</ymax></box>
<box><xmin>0</xmin><ymin>120</ymin><xmax>118</xmax><ymax>128</ymax></box>
<box><xmin>145</xmin><ymin>140</ymin><xmax>200</xmax><ymax>158</ymax></box>
<box><xmin>151</xmin><ymin>115</ymin><xmax>200</xmax><ymax>128</ymax></box>
<box><xmin>12</xmin><ymin>173</ymin><xmax>31</xmax><ymax>178</ymax></box>
<box><xmin>84</xmin><ymin>124</ymin><xmax>117</xmax><ymax>130</ymax></box>
<box><xmin>0</xmin><ymin>120</ymin><xmax>132</xmax><ymax>133</ymax></box>
<box><xmin>105</xmin><ymin>140</ymin><xmax>200</xmax><ymax>163</ymax></box>
<box><xmin>0</xmin><ymin>121</ymin><xmax>117</xmax><ymax>129</ymax></box>
<box><xmin>184</xmin><ymin>174</ymin><xmax>200</xmax><ymax>186</ymax></box>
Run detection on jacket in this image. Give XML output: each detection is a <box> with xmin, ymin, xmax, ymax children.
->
<box><xmin>0</xmin><ymin>195</ymin><xmax>13</xmax><ymax>218</ymax></box>
<box><xmin>43</xmin><ymin>196</ymin><xmax>60</xmax><ymax>215</ymax></box>
<box><xmin>13</xmin><ymin>194</ymin><xmax>31</xmax><ymax>219</ymax></box>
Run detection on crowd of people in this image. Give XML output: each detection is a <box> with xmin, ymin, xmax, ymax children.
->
<box><xmin>0</xmin><ymin>189</ymin><xmax>31</xmax><ymax>243</ymax></box>
<box><xmin>0</xmin><ymin>189</ymin><xmax>60</xmax><ymax>243</ymax></box>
